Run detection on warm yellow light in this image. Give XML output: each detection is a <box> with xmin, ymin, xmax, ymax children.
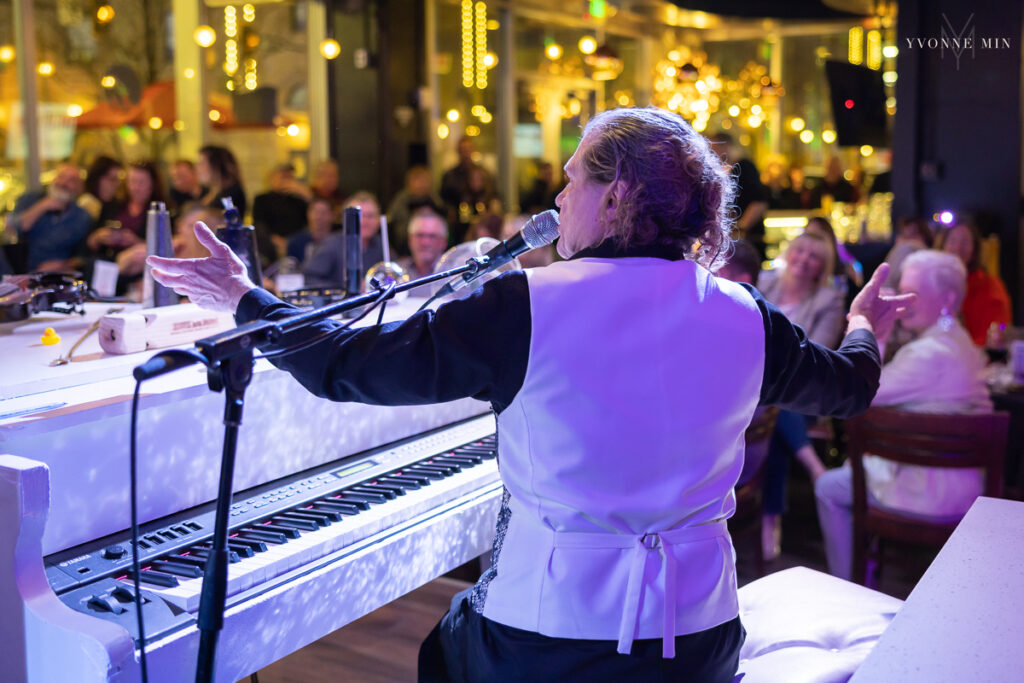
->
<box><xmin>482</xmin><ymin>52</ymin><xmax>497</xmax><ymax>68</ymax></box>
<box><xmin>882</xmin><ymin>45</ymin><xmax>899</xmax><ymax>59</ymax></box>
<box><xmin>67</xmin><ymin>104</ymin><xmax>83</xmax><ymax>117</ymax></box>
<box><xmin>101</xmin><ymin>75</ymin><xmax>116</xmax><ymax>88</ymax></box>
<box><xmin>848</xmin><ymin>26</ymin><xmax>863</xmax><ymax>65</ymax></box>
<box><xmin>479</xmin><ymin>112</ymin><xmax>492</xmax><ymax>123</ymax></box>
<box><xmin>789</xmin><ymin>117</ymin><xmax>805</xmax><ymax>132</ymax></box>
<box><xmin>866</xmin><ymin>30</ymin><xmax>882</xmax><ymax>70</ymax></box>
<box><xmin>471</xmin><ymin>105</ymin><xmax>486</xmax><ymax>116</ymax></box>
<box><xmin>738</xmin><ymin>134</ymin><xmax>751</xmax><ymax>146</ymax></box>
<box><xmin>799</xmin><ymin>130</ymin><xmax>814</xmax><ymax>144</ymax></box>
<box><xmin>764</xmin><ymin>217</ymin><xmax>809</xmax><ymax>229</ymax></box>
<box><xmin>446</xmin><ymin>109</ymin><xmax>460</xmax><ymax>122</ymax></box>
<box><xmin>96</xmin><ymin>5</ymin><xmax>115</xmax><ymax>24</ymax></box>
<box><xmin>860</xmin><ymin>145</ymin><xmax>874</xmax><ymax>157</ymax></box>
<box><xmin>728</xmin><ymin>105</ymin><xmax>740</xmax><ymax>117</ymax></box>
<box><xmin>822</xmin><ymin>130</ymin><xmax>837</xmax><ymax>144</ymax></box>
<box><xmin>437</xmin><ymin>123</ymin><xmax>450</xmax><ymax>140</ymax></box>
<box><xmin>545</xmin><ymin>43</ymin><xmax>563</xmax><ymax>60</ymax></box>
<box><xmin>286</xmin><ymin>124</ymin><xmax>300</xmax><ymax>137</ymax></box>
<box><xmin>184</xmin><ymin>67</ymin><xmax>196</xmax><ymax>79</ymax></box>
<box><xmin>487</xmin><ymin>19</ymin><xmax>499</xmax><ymax>30</ymax></box>
<box><xmin>751</xmin><ymin>104</ymin><xmax>762</xmax><ymax>115</ymax></box>
<box><xmin>208</xmin><ymin>110</ymin><xmax>221</xmax><ymax>122</ymax></box>
<box><xmin>242</xmin><ymin>3</ymin><xmax>255</xmax><ymax>22</ymax></box>
<box><xmin>882</xmin><ymin>71</ymin><xmax>898</xmax><ymax>85</ymax></box>
<box><xmin>173</xmin><ymin>120</ymin><xmax>185</xmax><ymax>132</ymax></box>
<box><xmin>578</xmin><ymin>36</ymin><xmax>597</xmax><ymax>55</ymax></box>
<box><xmin>147</xmin><ymin>117</ymin><xmax>162</xmax><ymax>130</ymax></box>
<box><xmin>320</xmin><ymin>39</ymin><xmax>341</xmax><ymax>60</ymax></box>
<box><xmin>668</xmin><ymin>50</ymin><xmax>681</xmax><ymax>62</ymax></box>
<box><xmin>466</xmin><ymin>125</ymin><xmax>481</xmax><ymax>137</ymax></box>
<box><xmin>747</xmin><ymin>114</ymin><xmax>762</xmax><ymax>127</ymax></box>
<box><xmin>0</xmin><ymin>45</ymin><xmax>14</xmax><ymax>63</ymax></box>
<box><xmin>37</xmin><ymin>62</ymin><xmax>54</xmax><ymax>76</ymax></box>
<box><xmin>194</xmin><ymin>26</ymin><xmax>217</xmax><ymax>48</ymax></box>
<box><xmin>693</xmin><ymin>119</ymin><xmax>707</xmax><ymax>132</ymax></box>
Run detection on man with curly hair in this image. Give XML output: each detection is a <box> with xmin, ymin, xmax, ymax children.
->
<box><xmin>150</xmin><ymin>107</ymin><xmax>911</xmax><ymax>682</ymax></box>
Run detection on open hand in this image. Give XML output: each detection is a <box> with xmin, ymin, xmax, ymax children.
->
<box><xmin>147</xmin><ymin>221</ymin><xmax>257</xmax><ymax>312</ymax></box>
<box><xmin>847</xmin><ymin>262</ymin><xmax>916</xmax><ymax>344</ymax></box>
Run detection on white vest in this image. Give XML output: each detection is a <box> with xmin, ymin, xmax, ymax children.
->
<box><xmin>482</xmin><ymin>257</ymin><xmax>766</xmax><ymax>657</ymax></box>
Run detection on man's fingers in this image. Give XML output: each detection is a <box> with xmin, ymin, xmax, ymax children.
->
<box><xmin>146</xmin><ymin>255</ymin><xmax>182</xmax><ymax>270</ymax></box>
<box><xmin>193</xmin><ymin>221</ymin><xmax>232</xmax><ymax>256</ymax></box>
<box><xmin>861</xmin><ymin>262</ymin><xmax>889</xmax><ymax>298</ymax></box>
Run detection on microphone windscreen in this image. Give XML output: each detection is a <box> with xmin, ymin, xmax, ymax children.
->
<box><xmin>523</xmin><ymin>210</ymin><xmax>560</xmax><ymax>249</ymax></box>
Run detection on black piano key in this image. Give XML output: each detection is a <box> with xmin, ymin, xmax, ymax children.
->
<box><xmin>128</xmin><ymin>569</ymin><xmax>179</xmax><ymax>587</ymax></box>
<box><xmin>437</xmin><ymin>453</ymin><xmax>482</xmax><ymax>465</ymax></box>
<box><xmin>455</xmin><ymin>446</ymin><xmax>495</xmax><ymax>458</ymax></box>
<box><xmin>378</xmin><ymin>474</ymin><xmax>425</xmax><ymax>489</ymax></box>
<box><xmin>325</xmin><ymin>494</ymin><xmax>371</xmax><ymax>510</ymax></box>
<box><xmin>189</xmin><ymin>548</ymin><xmax>242</xmax><ymax>563</ymax></box>
<box><xmin>413</xmin><ymin>461</ymin><xmax>460</xmax><ymax>474</ymax></box>
<box><xmin>171</xmin><ymin>553</ymin><xmax>207</xmax><ymax>568</ymax></box>
<box><xmin>404</xmin><ymin>466</ymin><xmax>446</xmax><ymax>480</ymax></box>
<box><xmin>255</xmin><ymin>523</ymin><xmax>302</xmax><ymax>538</ymax></box>
<box><xmin>337</xmin><ymin>491</ymin><xmax>388</xmax><ymax>504</ymax></box>
<box><xmin>150</xmin><ymin>560</ymin><xmax>203</xmax><ymax>578</ymax></box>
<box><xmin>285</xmin><ymin>510</ymin><xmax>333</xmax><ymax>526</ymax></box>
<box><xmin>312</xmin><ymin>501</ymin><xmax>362</xmax><ymax>515</ymax></box>
<box><xmin>229</xmin><ymin>536</ymin><xmax>269</xmax><ymax>552</ymax></box>
<box><xmin>238</xmin><ymin>530</ymin><xmax>288</xmax><ymax>545</ymax></box>
<box><xmin>273</xmin><ymin>516</ymin><xmax>319</xmax><ymax>531</ymax></box>
<box><xmin>297</xmin><ymin>506</ymin><xmax>343</xmax><ymax>522</ymax></box>
<box><xmin>350</xmin><ymin>484</ymin><xmax>399</xmax><ymax>499</ymax></box>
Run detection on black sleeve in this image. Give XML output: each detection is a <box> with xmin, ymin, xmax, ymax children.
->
<box><xmin>234</xmin><ymin>270</ymin><xmax>532</xmax><ymax>413</ymax></box>
<box><xmin>739</xmin><ymin>283</ymin><xmax>881</xmax><ymax>418</ymax></box>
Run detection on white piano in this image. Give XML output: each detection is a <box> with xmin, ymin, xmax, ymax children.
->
<box><xmin>1</xmin><ymin>301</ymin><xmax>501</xmax><ymax>682</ymax></box>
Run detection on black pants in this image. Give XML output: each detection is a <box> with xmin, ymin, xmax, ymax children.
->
<box><xmin>418</xmin><ymin>588</ymin><xmax>744</xmax><ymax>683</ymax></box>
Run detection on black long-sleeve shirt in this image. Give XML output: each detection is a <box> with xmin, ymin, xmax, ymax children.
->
<box><xmin>236</xmin><ymin>241</ymin><xmax>880</xmax><ymax>419</ymax></box>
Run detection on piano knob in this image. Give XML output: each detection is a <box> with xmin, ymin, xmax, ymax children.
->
<box><xmin>102</xmin><ymin>544</ymin><xmax>126</xmax><ymax>560</ymax></box>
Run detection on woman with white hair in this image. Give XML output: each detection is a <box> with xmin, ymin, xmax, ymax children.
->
<box><xmin>815</xmin><ymin>249</ymin><xmax>991</xmax><ymax>580</ymax></box>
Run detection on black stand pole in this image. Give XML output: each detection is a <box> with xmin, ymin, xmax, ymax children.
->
<box><xmin>133</xmin><ymin>257</ymin><xmax>488</xmax><ymax>683</ymax></box>
<box><xmin>194</xmin><ymin>354</ymin><xmax>252</xmax><ymax>683</ymax></box>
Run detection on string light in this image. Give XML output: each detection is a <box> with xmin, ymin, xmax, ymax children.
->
<box><xmin>209</xmin><ymin>110</ymin><xmax>221</xmax><ymax>121</ymax></box>
<box><xmin>578</xmin><ymin>36</ymin><xmax>597</xmax><ymax>55</ymax></box>
<box><xmin>866</xmin><ymin>30</ymin><xmax>882</xmax><ymax>70</ymax></box>
<box><xmin>446</xmin><ymin>109</ymin><xmax>460</xmax><ymax>122</ymax></box>
<box><xmin>461</xmin><ymin>0</ymin><xmax>473</xmax><ymax>88</ymax></box>
<box><xmin>67</xmin><ymin>104</ymin><xmax>83</xmax><ymax>117</ymax></box>
<box><xmin>101</xmin><ymin>75</ymin><xmax>116</xmax><ymax>88</ymax></box>
<box><xmin>242</xmin><ymin>3</ymin><xmax>255</xmax><ymax>23</ymax></box>
<box><xmin>96</xmin><ymin>5</ymin><xmax>115</xmax><ymax>24</ymax></box>
<box><xmin>184</xmin><ymin>68</ymin><xmax>196</xmax><ymax>79</ymax></box>
<box><xmin>475</xmin><ymin>2</ymin><xmax>487</xmax><ymax>89</ymax></box>
<box><xmin>848</xmin><ymin>26</ymin><xmax>863</xmax><ymax>65</ymax></box>
<box><xmin>822</xmin><ymin>129</ymin><xmax>836</xmax><ymax>144</ymax></box>
<box><xmin>437</xmin><ymin>123</ymin><xmax>450</xmax><ymax>140</ymax></box>
<box><xmin>545</xmin><ymin>43</ymin><xmax>563</xmax><ymax>60</ymax></box>
<box><xmin>800</xmin><ymin>130</ymin><xmax>814</xmax><ymax>144</ymax></box>
<box><xmin>37</xmin><ymin>62</ymin><xmax>54</xmax><ymax>76</ymax></box>
<box><xmin>148</xmin><ymin>117</ymin><xmax>163</xmax><ymax>130</ymax></box>
<box><xmin>320</xmin><ymin>39</ymin><xmax>341</xmax><ymax>60</ymax></box>
<box><xmin>789</xmin><ymin>117</ymin><xmax>805</xmax><ymax>132</ymax></box>
<box><xmin>194</xmin><ymin>25</ymin><xmax>216</xmax><ymax>48</ymax></box>
<box><xmin>0</xmin><ymin>45</ymin><xmax>14</xmax><ymax>63</ymax></box>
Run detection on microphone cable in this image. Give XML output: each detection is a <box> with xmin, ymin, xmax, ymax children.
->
<box><xmin>129</xmin><ymin>379</ymin><xmax>150</xmax><ymax>683</ymax></box>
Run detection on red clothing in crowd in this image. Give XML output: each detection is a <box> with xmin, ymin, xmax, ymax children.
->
<box><xmin>962</xmin><ymin>268</ymin><xmax>1012</xmax><ymax>345</ymax></box>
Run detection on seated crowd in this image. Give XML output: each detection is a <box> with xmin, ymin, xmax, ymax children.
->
<box><xmin>1</xmin><ymin>140</ymin><xmax>1013</xmax><ymax>591</ymax></box>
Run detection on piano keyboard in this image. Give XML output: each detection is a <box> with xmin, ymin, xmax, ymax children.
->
<box><xmin>45</xmin><ymin>414</ymin><xmax>499</xmax><ymax>642</ymax></box>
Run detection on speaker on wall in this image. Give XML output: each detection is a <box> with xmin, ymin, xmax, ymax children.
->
<box><xmin>824</xmin><ymin>61</ymin><xmax>889</xmax><ymax>148</ymax></box>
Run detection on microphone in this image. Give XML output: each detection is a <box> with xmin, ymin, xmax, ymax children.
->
<box><xmin>434</xmin><ymin>210</ymin><xmax>560</xmax><ymax>299</ymax></box>
<box><xmin>342</xmin><ymin>206</ymin><xmax>363</xmax><ymax>296</ymax></box>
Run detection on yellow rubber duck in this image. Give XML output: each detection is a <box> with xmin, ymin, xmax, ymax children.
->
<box><xmin>40</xmin><ymin>327</ymin><xmax>61</xmax><ymax>345</ymax></box>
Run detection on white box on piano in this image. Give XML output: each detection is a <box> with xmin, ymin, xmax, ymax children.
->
<box><xmin>98</xmin><ymin>303</ymin><xmax>235</xmax><ymax>354</ymax></box>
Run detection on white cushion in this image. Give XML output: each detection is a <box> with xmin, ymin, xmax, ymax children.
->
<box><xmin>735</xmin><ymin>567</ymin><xmax>903</xmax><ymax>683</ymax></box>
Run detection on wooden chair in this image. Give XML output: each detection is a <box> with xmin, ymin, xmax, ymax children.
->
<box><xmin>730</xmin><ymin>406</ymin><xmax>779</xmax><ymax>577</ymax></box>
<box><xmin>846</xmin><ymin>407</ymin><xmax>1010</xmax><ymax>586</ymax></box>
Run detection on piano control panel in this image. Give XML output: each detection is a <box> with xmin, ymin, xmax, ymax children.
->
<box><xmin>45</xmin><ymin>414</ymin><xmax>499</xmax><ymax>643</ymax></box>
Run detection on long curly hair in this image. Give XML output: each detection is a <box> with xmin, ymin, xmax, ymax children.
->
<box><xmin>579</xmin><ymin>107</ymin><xmax>735</xmax><ymax>269</ymax></box>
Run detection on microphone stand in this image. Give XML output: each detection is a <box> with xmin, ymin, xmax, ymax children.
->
<box><xmin>132</xmin><ymin>257</ymin><xmax>489</xmax><ymax>683</ymax></box>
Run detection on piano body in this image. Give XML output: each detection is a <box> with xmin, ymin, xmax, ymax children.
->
<box><xmin>1</xmin><ymin>301</ymin><xmax>501</xmax><ymax>682</ymax></box>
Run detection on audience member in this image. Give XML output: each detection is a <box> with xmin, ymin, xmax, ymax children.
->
<box><xmin>309</xmin><ymin>160</ymin><xmax>345</xmax><ymax>219</ymax></box>
<box><xmin>501</xmin><ymin>214</ymin><xmax>554</xmax><ymax>269</ymax></box>
<box><xmin>253</xmin><ymin>163</ymin><xmax>311</xmax><ymax>259</ymax></box>
<box><xmin>716</xmin><ymin>239</ymin><xmax>761</xmax><ymax>286</ymax></box>
<box><xmin>386</xmin><ymin>165</ymin><xmax>442</xmax><ymax>257</ymax></box>
<box><xmin>173</xmin><ymin>202</ymin><xmax>222</xmax><ymax>260</ymax></box>
<box><xmin>198</xmin><ymin>145</ymin><xmax>246</xmax><ymax>215</ymax></box>
<box><xmin>758</xmin><ymin>232</ymin><xmax>846</xmax><ymax>559</ymax></box>
<box><xmin>764</xmin><ymin>158</ymin><xmax>804</xmax><ymax>210</ymax></box>
<box><xmin>709</xmin><ymin>132</ymin><xmax>768</xmax><ymax>258</ymax></box>
<box><xmin>520</xmin><ymin>161</ymin><xmax>562</xmax><ymax>215</ymax></box>
<box><xmin>302</xmin><ymin>191</ymin><xmax>384</xmax><ymax>288</ymax></box>
<box><xmin>804</xmin><ymin>216</ymin><xmax>864</xmax><ymax>301</ymax></box>
<box><xmin>396</xmin><ymin>210</ymin><xmax>449</xmax><ymax>297</ymax></box>
<box><xmin>815</xmin><ymin>250</ymin><xmax>989</xmax><ymax>580</ymax></box>
<box><xmin>934</xmin><ymin>220</ymin><xmax>1012</xmax><ymax>345</ymax></box>
<box><xmin>78</xmin><ymin>156</ymin><xmax>123</xmax><ymax>226</ymax></box>
<box><xmin>7</xmin><ymin>164</ymin><xmax>92</xmax><ymax>272</ymax></box>
<box><xmin>440</xmin><ymin>136</ymin><xmax>499</xmax><ymax>245</ymax></box>
<box><xmin>883</xmin><ymin>216</ymin><xmax>933</xmax><ymax>290</ymax></box>
<box><xmin>466</xmin><ymin>212</ymin><xmax>503</xmax><ymax>242</ymax></box>
<box><xmin>168</xmin><ymin>159</ymin><xmax>205</xmax><ymax>213</ymax></box>
<box><xmin>809</xmin><ymin>157</ymin><xmax>859</xmax><ymax>208</ymax></box>
<box><xmin>287</xmin><ymin>197</ymin><xmax>335</xmax><ymax>266</ymax></box>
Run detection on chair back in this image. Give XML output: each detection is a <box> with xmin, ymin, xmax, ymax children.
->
<box><xmin>845</xmin><ymin>407</ymin><xmax>1009</xmax><ymax>584</ymax></box>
